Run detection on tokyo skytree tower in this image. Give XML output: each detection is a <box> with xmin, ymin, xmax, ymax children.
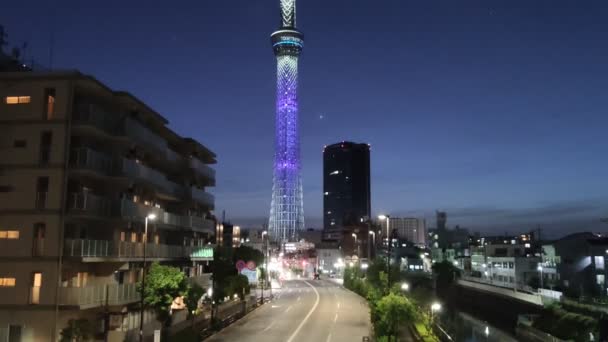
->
<box><xmin>268</xmin><ymin>0</ymin><xmax>305</xmax><ymax>243</ymax></box>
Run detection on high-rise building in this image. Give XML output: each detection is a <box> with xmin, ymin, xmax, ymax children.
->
<box><xmin>323</xmin><ymin>142</ymin><xmax>371</xmax><ymax>231</ymax></box>
<box><xmin>436</xmin><ymin>211</ymin><xmax>447</xmax><ymax>230</ymax></box>
<box><xmin>268</xmin><ymin>0</ymin><xmax>305</xmax><ymax>243</ymax></box>
<box><xmin>380</xmin><ymin>217</ymin><xmax>427</xmax><ymax>247</ymax></box>
<box><xmin>0</xmin><ymin>71</ymin><xmax>216</xmax><ymax>341</ymax></box>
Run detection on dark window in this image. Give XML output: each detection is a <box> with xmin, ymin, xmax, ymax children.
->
<box><xmin>39</xmin><ymin>131</ymin><xmax>52</xmax><ymax>165</ymax></box>
<box><xmin>13</xmin><ymin>140</ymin><xmax>26</xmax><ymax>148</ymax></box>
<box><xmin>44</xmin><ymin>88</ymin><xmax>56</xmax><ymax>120</ymax></box>
<box><xmin>35</xmin><ymin>177</ymin><xmax>48</xmax><ymax>209</ymax></box>
<box><xmin>8</xmin><ymin>325</ymin><xmax>22</xmax><ymax>342</ymax></box>
<box><xmin>33</xmin><ymin>223</ymin><xmax>45</xmax><ymax>256</ymax></box>
<box><xmin>0</xmin><ymin>185</ymin><xmax>13</xmax><ymax>192</ymax></box>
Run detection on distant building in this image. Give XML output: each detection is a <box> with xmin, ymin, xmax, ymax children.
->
<box><xmin>0</xmin><ymin>70</ymin><xmax>216</xmax><ymax>341</ymax></box>
<box><xmin>380</xmin><ymin>217</ymin><xmax>426</xmax><ymax>247</ymax></box>
<box><xmin>543</xmin><ymin>232</ymin><xmax>608</xmax><ymax>297</ymax></box>
<box><xmin>323</xmin><ymin>141</ymin><xmax>371</xmax><ymax>231</ymax></box>
<box><xmin>470</xmin><ymin>244</ymin><xmax>541</xmax><ymax>290</ymax></box>
<box><xmin>316</xmin><ymin>242</ymin><xmax>343</xmax><ymax>275</ymax></box>
<box><xmin>299</xmin><ymin>229</ymin><xmax>323</xmax><ymax>245</ymax></box>
<box><xmin>436</xmin><ymin>211</ymin><xmax>447</xmax><ymax>230</ymax></box>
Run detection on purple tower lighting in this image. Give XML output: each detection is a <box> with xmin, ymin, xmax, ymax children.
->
<box><xmin>268</xmin><ymin>0</ymin><xmax>305</xmax><ymax>243</ymax></box>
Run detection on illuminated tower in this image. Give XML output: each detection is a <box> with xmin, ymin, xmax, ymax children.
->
<box><xmin>268</xmin><ymin>0</ymin><xmax>305</xmax><ymax>243</ymax></box>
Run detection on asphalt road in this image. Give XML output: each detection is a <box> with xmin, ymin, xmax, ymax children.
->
<box><xmin>206</xmin><ymin>279</ymin><xmax>372</xmax><ymax>342</ymax></box>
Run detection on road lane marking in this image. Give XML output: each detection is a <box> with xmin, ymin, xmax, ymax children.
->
<box><xmin>337</xmin><ymin>302</ymin><xmax>340</xmax><ymax>309</ymax></box>
<box><xmin>334</xmin><ymin>313</ymin><xmax>338</xmax><ymax>323</ymax></box>
<box><xmin>297</xmin><ymin>296</ymin><xmax>301</xmax><ymax>301</ymax></box>
<box><xmin>326</xmin><ymin>333</ymin><xmax>332</xmax><ymax>342</ymax></box>
<box><xmin>271</xmin><ymin>305</ymin><xmax>280</xmax><ymax>308</ymax></box>
<box><xmin>262</xmin><ymin>321</ymin><xmax>275</xmax><ymax>332</ymax></box>
<box><xmin>286</xmin><ymin>280</ymin><xmax>320</xmax><ymax>342</ymax></box>
<box><xmin>285</xmin><ymin>305</ymin><xmax>292</xmax><ymax>313</ymax></box>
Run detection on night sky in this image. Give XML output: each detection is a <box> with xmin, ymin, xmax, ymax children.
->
<box><xmin>3</xmin><ymin>1</ymin><xmax>608</xmax><ymax>236</ymax></box>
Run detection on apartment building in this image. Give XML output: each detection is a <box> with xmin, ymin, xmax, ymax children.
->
<box><xmin>470</xmin><ymin>244</ymin><xmax>540</xmax><ymax>290</ymax></box>
<box><xmin>0</xmin><ymin>71</ymin><xmax>216</xmax><ymax>341</ymax></box>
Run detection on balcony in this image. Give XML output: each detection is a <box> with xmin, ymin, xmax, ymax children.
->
<box><xmin>72</xmin><ymin>104</ymin><xmax>121</xmax><ymax>135</ymax></box>
<box><xmin>190</xmin><ymin>187</ymin><xmax>214</xmax><ymax>209</ymax></box>
<box><xmin>121</xmin><ymin>159</ymin><xmax>184</xmax><ymax>198</ymax></box>
<box><xmin>67</xmin><ymin>192</ymin><xmax>113</xmax><ymax>216</ymax></box>
<box><xmin>69</xmin><ymin>148</ymin><xmax>113</xmax><ymax>174</ymax></box>
<box><xmin>64</xmin><ymin>239</ymin><xmax>194</xmax><ymax>261</ymax></box>
<box><xmin>58</xmin><ymin>283</ymin><xmax>140</xmax><ymax>308</ymax></box>
<box><xmin>189</xmin><ymin>157</ymin><xmax>216</xmax><ymax>182</ymax></box>
<box><xmin>125</xmin><ymin>118</ymin><xmax>167</xmax><ymax>154</ymax></box>
<box><xmin>189</xmin><ymin>216</ymin><xmax>215</xmax><ymax>233</ymax></box>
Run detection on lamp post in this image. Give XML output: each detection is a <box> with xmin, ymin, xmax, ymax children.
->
<box><xmin>537</xmin><ymin>265</ymin><xmax>544</xmax><ymax>289</ymax></box>
<box><xmin>378</xmin><ymin>215</ymin><xmax>391</xmax><ymax>291</ymax></box>
<box><xmin>351</xmin><ymin>233</ymin><xmax>358</xmax><ymax>258</ymax></box>
<box><xmin>139</xmin><ymin>213</ymin><xmax>156</xmax><ymax>342</ymax></box>
<box><xmin>430</xmin><ymin>302</ymin><xmax>441</xmax><ymax>325</ymax></box>
<box><xmin>261</xmin><ymin>231</ymin><xmax>268</xmax><ymax>304</ymax></box>
<box><xmin>368</xmin><ymin>231</ymin><xmax>375</xmax><ymax>260</ymax></box>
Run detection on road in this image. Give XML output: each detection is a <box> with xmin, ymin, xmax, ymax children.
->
<box><xmin>206</xmin><ymin>279</ymin><xmax>372</xmax><ymax>342</ymax></box>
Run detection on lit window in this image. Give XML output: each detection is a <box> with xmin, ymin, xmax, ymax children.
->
<box><xmin>324</xmin><ymin>192</ymin><xmax>329</xmax><ymax>196</ymax></box>
<box><xmin>330</xmin><ymin>170</ymin><xmax>340</xmax><ymax>175</ymax></box>
<box><xmin>524</xmin><ymin>243</ymin><xmax>531</xmax><ymax>248</ymax></box>
<box><xmin>595</xmin><ymin>256</ymin><xmax>605</xmax><ymax>270</ymax></box>
<box><xmin>0</xmin><ymin>277</ymin><xmax>16</xmax><ymax>287</ymax></box>
<box><xmin>5</xmin><ymin>96</ymin><xmax>31</xmax><ymax>104</ymax></box>
<box><xmin>597</xmin><ymin>274</ymin><xmax>605</xmax><ymax>286</ymax></box>
<box><xmin>0</xmin><ymin>230</ymin><xmax>19</xmax><ymax>239</ymax></box>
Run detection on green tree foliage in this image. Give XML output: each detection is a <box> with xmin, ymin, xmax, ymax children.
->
<box><xmin>185</xmin><ymin>283</ymin><xmax>205</xmax><ymax>318</ymax></box>
<box><xmin>141</xmin><ymin>262</ymin><xmax>189</xmax><ymax>324</ymax></box>
<box><xmin>374</xmin><ymin>293</ymin><xmax>417</xmax><ymax>339</ymax></box>
<box><xmin>59</xmin><ymin>319</ymin><xmax>93</xmax><ymax>342</ymax></box>
<box><xmin>211</xmin><ymin>246</ymin><xmax>262</xmax><ymax>302</ymax></box>
<box><xmin>431</xmin><ymin>260</ymin><xmax>460</xmax><ymax>289</ymax></box>
<box><xmin>233</xmin><ymin>245</ymin><xmax>264</xmax><ymax>267</ymax></box>
<box><xmin>226</xmin><ymin>274</ymin><xmax>251</xmax><ymax>300</ymax></box>
<box><xmin>533</xmin><ymin>304</ymin><xmax>598</xmax><ymax>340</ymax></box>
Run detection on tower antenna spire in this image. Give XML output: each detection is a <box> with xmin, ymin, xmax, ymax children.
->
<box><xmin>280</xmin><ymin>0</ymin><xmax>297</xmax><ymax>28</ymax></box>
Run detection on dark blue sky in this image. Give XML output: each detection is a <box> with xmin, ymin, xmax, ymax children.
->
<box><xmin>3</xmin><ymin>1</ymin><xmax>608</xmax><ymax>236</ymax></box>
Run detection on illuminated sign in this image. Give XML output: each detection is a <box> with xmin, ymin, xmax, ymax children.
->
<box><xmin>190</xmin><ymin>247</ymin><xmax>213</xmax><ymax>260</ymax></box>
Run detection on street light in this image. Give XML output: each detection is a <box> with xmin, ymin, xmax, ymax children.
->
<box><xmin>378</xmin><ymin>214</ymin><xmax>391</xmax><ymax>291</ymax></box>
<box><xmin>401</xmin><ymin>282</ymin><xmax>410</xmax><ymax>291</ymax></box>
<box><xmin>261</xmin><ymin>231</ymin><xmax>268</xmax><ymax>303</ymax></box>
<box><xmin>361</xmin><ymin>263</ymin><xmax>369</xmax><ymax>270</ymax></box>
<box><xmin>430</xmin><ymin>302</ymin><xmax>441</xmax><ymax>323</ymax></box>
<box><xmin>537</xmin><ymin>265</ymin><xmax>544</xmax><ymax>289</ymax></box>
<box><xmin>139</xmin><ymin>213</ymin><xmax>156</xmax><ymax>342</ymax></box>
<box><xmin>368</xmin><ymin>231</ymin><xmax>375</xmax><ymax>260</ymax></box>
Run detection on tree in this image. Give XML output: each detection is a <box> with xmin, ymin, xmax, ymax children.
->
<box><xmin>227</xmin><ymin>274</ymin><xmax>250</xmax><ymax>300</ymax></box>
<box><xmin>233</xmin><ymin>245</ymin><xmax>264</xmax><ymax>267</ymax></box>
<box><xmin>432</xmin><ymin>260</ymin><xmax>460</xmax><ymax>289</ymax></box>
<box><xmin>185</xmin><ymin>283</ymin><xmax>205</xmax><ymax>320</ymax></box>
<box><xmin>374</xmin><ymin>293</ymin><xmax>416</xmax><ymax>340</ymax></box>
<box><xmin>141</xmin><ymin>262</ymin><xmax>189</xmax><ymax>326</ymax></box>
<box><xmin>59</xmin><ymin>319</ymin><xmax>93</xmax><ymax>342</ymax></box>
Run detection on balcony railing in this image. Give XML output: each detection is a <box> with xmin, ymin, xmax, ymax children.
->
<box><xmin>189</xmin><ymin>157</ymin><xmax>216</xmax><ymax>181</ymax></box>
<box><xmin>125</xmin><ymin>118</ymin><xmax>167</xmax><ymax>153</ymax></box>
<box><xmin>58</xmin><ymin>283</ymin><xmax>140</xmax><ymax>307</ymax></box>
<box><xmin>69</xmin><ymin>148</ymin><xmax>113</xmax><ymax>174</ymax></box>
<box><xmin>121</xmin><ymin>159</ymin><xmax>185</xmax><ymax>198</ymax></box>
<box><xmin>73</xmin><ymin>104</ymin><xmax>121</xmax><ymax>135</ymax></box>
<box><xmin>191</xmin><ymin>187</ymin><xmax>214</xmax><ymax>208</ymax></box>
<box><xmin>64</xmin><ymin>239</ymin><xmax>194</xmax><ymax>260</ymax></box>
<box><xmin>67</xmin><ymin>192</ymin><xmax>113</xmax><ymax>216</ymax></box>
<box><xmin>190</xmin><ymin>216</ymin><xmax>215</xmax><ymax>232</ymax></box>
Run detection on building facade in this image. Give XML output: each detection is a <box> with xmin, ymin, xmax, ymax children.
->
<box><xmin>380</xmin><ymin>217</ymin><xmax>426</xmax><ymax>247</ymax></box>
<box><xmin>323</xmin><ymin>141</ymin><xmax>371</xmax><ymax>231</ymax></box>
<box><xmin>0</xmin><ymin>71</ymin><xmax>215</xmax><ymax>341</ymax></box>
